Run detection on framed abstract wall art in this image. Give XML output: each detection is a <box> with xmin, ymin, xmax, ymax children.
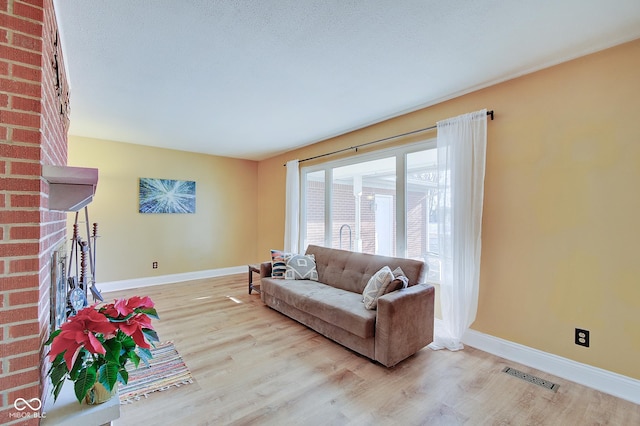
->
<box><xmin>139</xmin><ymin>178</ymin><xmax>196</xmax><ymax>213</ymax></box>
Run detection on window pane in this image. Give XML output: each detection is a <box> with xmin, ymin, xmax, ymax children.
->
<box><xmin>406</xmin><ymin>149</ymin><xmax>440</xmax><ymax>282</ymax></box>
<box><xmin>304</xmin><ymin>170</ymin><xmax>325</xmax><ymax>249</ymax></box>
<box><xmin>332</xmin><ymin>157</ymin><xmax>396</xmax><ymax>255</ymax></box>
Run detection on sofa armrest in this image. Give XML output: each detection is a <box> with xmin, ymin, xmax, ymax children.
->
<box><xmin>374</xmin><ymin>283</ymin><xmax>435</xmax><ymax>367</ymax></box>
<box><xmin>259</xmin><ymin>261</ymin><xmax>272</xmax><ymax>278</ymax></box>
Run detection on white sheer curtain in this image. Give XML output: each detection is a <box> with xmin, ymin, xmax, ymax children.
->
<box><xmin>284</xmin><ymin>159</ymin><xmax>300</xmax><ymax>253</ymax></box>
<box><xmin>429</xmin><ymin>109</ymin><xmax>487</xmax><ymax>351</ymax></box>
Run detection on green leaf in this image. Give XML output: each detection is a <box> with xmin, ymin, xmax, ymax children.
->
<box><xmin>97</xmin><ymin>363</ymin><xmax>119</xmax><ymax>392</ymax></box>
<box><xmin>127</xmin><ymin>350</ymin><xmax>141</xmax><ymax>368</ymax></box>
<box><xmin>52</xmin><ymin>351</ymin><xmax>65</xmax><ymax>364</ymax></box>
<box><xmin>52</xmin><ymin>379</ymin><xmax>65</xmax><ymax>402</ymax></box>
<box><xmin>52</xmin><ymin>351</ymin><xmax>65</xmax><ymax>365</ymax></box>
<box><xmin>142</xmin><ymin>328</ymin><xmax>159</xmax><ymax>343</ymax></box>
<box><xmin>45</xmin><ymin>329</ymin><xmax>62</xmax><ymax>345</ymax></box>
<box><xmin>121</xmin><ymin>334</ymin><xmax>136</xmax><ymax>350</ymax></box>
<box><xmin>117</xmin><ymin>367</ymin><xmax>129</xmax><ymax>385</ymax></box>
<box><xmin>50</xmin><ymin>361</ymin><xmax>68</xmax><ymax>387</ymax></box>
<box><xmin>47</xmin><ymin>352</ymin><xmax>65</xmax><ymax>376</ymax></box>
<box><xmin>74</xmin><ymin>366</ymin><xmax>97</xmax><ymax>403</ymax></box>
<box><xmin>69</xmin><ymin>350</ymin><xmax>87</xmax><ymax>381</ymax></box>
<box><xmin>108</xmin><ymin>313</ymin><xmax>134</xmax><ymax>322</ymax></box>
<box><xmin>137</xmin><ymin>307</ymin><xmax>159</xmax><ymax>319</ymax></box>
<box><xmin>137</xmin><ymin>347</ymin><xmax>153</xmax><ymax>367</ymax></box>
<box><xmin>102</xmin><ymin>339</ymin><xmax>122</xmax><ymax>363</ymax></box>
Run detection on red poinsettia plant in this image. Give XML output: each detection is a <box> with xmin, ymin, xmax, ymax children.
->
<box><xmin>45</xmin><ymin>296</ymin><xmax>159</xmax><ymax>403</ymax></box>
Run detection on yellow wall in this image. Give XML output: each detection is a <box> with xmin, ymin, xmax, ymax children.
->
<box><xmin>256</xmin><ymin>39</ymin><xmax>640</xmax><ymax>379</ymax></box>
<box><xmin>68</xmin><ymin>137</ymin><xmax>259</xmax><ymax>282</ymax></box>
<box><xmin>68</xmin><ymin>39</ymin><xmax>640</xmax><ymax>379</ymax></box>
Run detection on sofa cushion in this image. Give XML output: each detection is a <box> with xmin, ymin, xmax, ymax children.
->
<box><xmin>270</xmin><ymin>249</ymin><xmax>290</xmax><ymax>279</ymax></box>
<box><xmin>390</xmin><ymin>267</ymin><xmax>409</xmax><ymax>292</ymax></box>
<box><xmin>362</xmin><ymin>266</ymin><xmax>395</xmax><ymax>310</ymax></box>
<box><xmin>261</xmin><ymin>278</ymin><xmax>376</xmax><ymax>338</ymax></box>
<box><xmin>284</xmin><ymin>254</ymin><xmax>319</xmax><ymax>281</ymax></box>
<box><xmin>305</xmin><ymin>245</ymin><xmax>427</xmax><ymax>293</ymax></box>
<box><xmin>361</xmin><ymin>266</ymin><xmax>409</xmax><ymax>310</ymax></box>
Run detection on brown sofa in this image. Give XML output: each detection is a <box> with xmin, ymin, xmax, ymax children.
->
<box><xmin>259</xmin><ymin>245</ymin><xmax>435</xmax><ymax>367</ymax></box>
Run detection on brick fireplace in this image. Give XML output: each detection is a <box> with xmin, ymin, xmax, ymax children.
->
<box><xmin>0</xmin><ymin>0</ymin><xmax>70</xmax><ymax>423</ymax></box>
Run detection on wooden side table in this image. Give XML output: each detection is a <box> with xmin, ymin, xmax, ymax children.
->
<box><xmin>248</xmin><ymin>264</ymin><xmax>260</xmax><ymax>294</ymax></box>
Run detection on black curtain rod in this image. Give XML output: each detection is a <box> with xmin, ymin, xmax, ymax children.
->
<box><xmin>285</xmin><ymin>110</ymin><xmax>494</xmax><ymax>166</ymax></box>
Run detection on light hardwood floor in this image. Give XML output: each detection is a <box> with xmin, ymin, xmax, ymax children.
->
<box><xmin>105</xmin><ymin>275</ymin><xmax>639</xmax><ymax>426</ymax></box>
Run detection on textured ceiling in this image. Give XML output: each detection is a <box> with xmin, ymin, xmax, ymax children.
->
<box><xmin>53</xmin><ymin>0</ymin><xmax>640</xmax><ymax>160</ymax></box>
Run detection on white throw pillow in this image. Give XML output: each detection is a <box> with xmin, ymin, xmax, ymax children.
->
<box><xmin>362</xmin><ymin>266</ymin><xmax>395</xmax><ymax>310</ymax></box>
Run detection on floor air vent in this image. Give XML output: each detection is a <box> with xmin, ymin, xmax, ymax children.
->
<box><xmin>502</xmin><ymin>367</ymin><xmax>559</xmax><ymax>392</ymax></box>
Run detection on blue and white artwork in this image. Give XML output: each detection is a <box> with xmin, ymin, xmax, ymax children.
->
<box><xmin>139</xmin><ymin>178</ymin><xmax>196</xmax><ymax>214</ymax></box>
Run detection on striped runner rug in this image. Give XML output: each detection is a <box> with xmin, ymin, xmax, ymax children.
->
<box><xmin>119</xmin><ymin>341</ymin><xmax>194</xmax><ymax>404</ymax></box>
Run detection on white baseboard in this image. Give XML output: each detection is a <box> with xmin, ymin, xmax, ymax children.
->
<box><xmin>96</xmin><ymin>266</ymin><xmax>247</xmax><ymax>293</ymax></box>
<box><xmin>462</xmin><ymin>328</ymin><xmax>640</xmax><ymax>405</ymax></box>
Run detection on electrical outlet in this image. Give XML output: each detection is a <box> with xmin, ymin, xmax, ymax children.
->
<box><xmin>152</xmin><ymin>261</ymin><xmax>158</xmax><ymax>269</ymax></box>
<box><xmin>575</xmin><ymin>328</ymin><xmax>589</xmax><ymax>347</ymax></box>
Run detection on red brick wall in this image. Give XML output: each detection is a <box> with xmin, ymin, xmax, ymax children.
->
<box><xmin>0</xmin><ymin>0</ymin><xmax>68</xmax><ymax>423</ymax></box>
